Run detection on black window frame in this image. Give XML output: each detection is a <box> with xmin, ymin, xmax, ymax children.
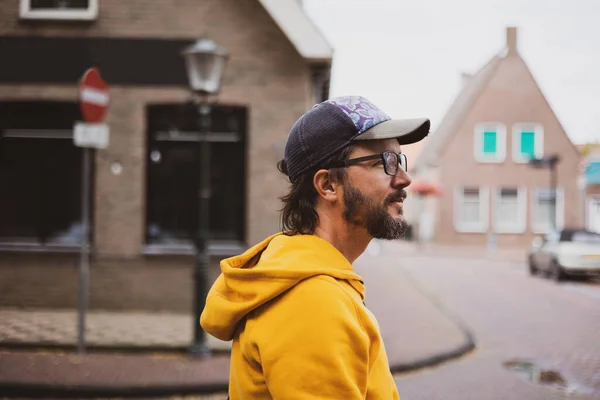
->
<box><xmin>0</xmin><ymin>100</ymin><xmax>94</xmax><ymax>253</ymax></box>
<box><xmin>143</xmin><ymin>102</ymin><xmax>247</xmax><ymax>256</ymax></box>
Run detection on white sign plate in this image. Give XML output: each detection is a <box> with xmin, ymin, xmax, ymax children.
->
<box><xmin>74</xmin><ymin>122</ymin><xmax>109</xmax><ymax>149</ymax></box>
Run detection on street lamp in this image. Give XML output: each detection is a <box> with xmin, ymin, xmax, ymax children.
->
<box><xmin>181</xmin><ymin>37</ymin><xmax>229</xmax><ymax>356</ymax></box>
<box><xmin>528</xmin><ymin>154</ymin><xmax>561</xmax><ymax>231</ymax></box>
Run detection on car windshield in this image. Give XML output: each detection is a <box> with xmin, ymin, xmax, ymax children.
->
<box><xmin>571</xmin><ymin>231</ymin><xmax>600</xmax><ymax>244</ymax></box>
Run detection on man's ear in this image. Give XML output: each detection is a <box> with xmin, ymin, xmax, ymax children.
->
<box><xmin>313</xmin><ymin>169</ymin><xmax>340</xmax><ymax>203</ymax></box>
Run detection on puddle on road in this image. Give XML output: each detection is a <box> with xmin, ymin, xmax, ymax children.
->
<box><xmin>503</xmin><ymin>359</ymin><xmax>596</xmax><ymax>395</ymax></box>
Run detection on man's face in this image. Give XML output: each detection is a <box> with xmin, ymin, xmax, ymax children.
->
<box><xmin>340</xmin><ymin>139</ymin><xmax>412</xmax><ymax>240</ymax></box>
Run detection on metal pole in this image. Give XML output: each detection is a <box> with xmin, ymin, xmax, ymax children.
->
<box><xmin>77</xmin><ymin>147</ymin><xmax>91</xmax><ymax>354</ymax></box>
<box><xmin>550</xmin><ymin>157</ymin><xmax>558</xmax><ymax>231</ymax></box>
<box><xmin>578</xmin><ymin>176</ymin><xmax>587</xmax><ymax>229</ymax></box>
<box><xmin>190</xmin><ymin>99</ymin><xmax>212</xmax><ymax>357</ymax></box>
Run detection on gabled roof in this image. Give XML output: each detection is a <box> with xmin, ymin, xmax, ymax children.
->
<box><xmin>414</xmin><ymin>27</ymin><xmax>583</xmax><ymax>172</ymax></box>
<box><xmin>259</xmin><ymin>0</ymin><xmax>333</xmax><ymax>62</ymax></box>
<box><xmin>413</xmin><ymin>53</ymin><xmax>503</xmax><ymax>171</ymax></box>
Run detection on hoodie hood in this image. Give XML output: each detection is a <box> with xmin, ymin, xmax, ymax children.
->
<box><xmin>200</xmin><ymin>233</ymin><xmax>365</xmax><ymax>341</ymax></box>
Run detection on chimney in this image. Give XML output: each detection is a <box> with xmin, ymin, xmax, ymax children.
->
<box><xmin>506</xmin><ymin>26</ymin><xmax>518</xmax><ymax>53</ymax></box>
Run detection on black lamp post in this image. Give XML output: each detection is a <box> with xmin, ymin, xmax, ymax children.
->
<box><xmin>529</xmin><ymin>154</ymin><xmax>561</xmax><ymax>231</ymax></box>
<box><xmin>181</xmin><ymin>37</ymin><xmax>229</xmax><ymax>356</ymax></box>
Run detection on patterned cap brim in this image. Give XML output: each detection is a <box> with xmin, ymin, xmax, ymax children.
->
<box><xmin>354</xmin><ymin>118</ymin><xmax>430</xmax><ymax>144</ymax></box>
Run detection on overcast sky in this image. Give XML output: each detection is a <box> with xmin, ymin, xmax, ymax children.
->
<box><xmin>303</xmin><ymin>0</ymin><xmax>600</xmax><ymax>145</ymax></box>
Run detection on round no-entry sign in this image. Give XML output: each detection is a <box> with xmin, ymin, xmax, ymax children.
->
<box><xmin>79</xmin><ymin>68</ymin><xmax>109</xmax><ymax>123</ymax></box>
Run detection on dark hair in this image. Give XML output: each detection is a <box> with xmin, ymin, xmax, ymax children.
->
<box><xmin>277</xmin><ymin>145</ymin><xmax>353</xmax><ymax>235</ymax></box>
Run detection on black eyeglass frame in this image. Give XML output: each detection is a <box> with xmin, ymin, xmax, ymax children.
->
<box><xmin>327</xmin><ymin>151</ymin><xmax>408</xmax><ymax>176</ymax></box>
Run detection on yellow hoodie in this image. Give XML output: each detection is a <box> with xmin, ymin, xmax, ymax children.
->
<box><xmin>201</xmin><ymin>233</ymin><xmax>399</xmax><ymax>399</ymax></box>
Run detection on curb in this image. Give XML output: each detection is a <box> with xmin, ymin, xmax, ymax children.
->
<box><xmin>390</xmin><ymin>265</ymin><xmax>477</xmax><ymax>374</ymax></box>
<box><xmin>1</xmin><ymin>342</ymin><xmax>476</xmax><ymax>398</ymax></box>
<box><xmin>0</xmin><ymin>342</ymin><xmax>230</xmax><ymax>356</ymax></box>
<box><xmin>390</xmin><ymin>336</ymin><xmax>475</xmax><ymax>374</ymax></box>
<box><xmin>0</xmin><ymin>382</ymin><xmax>229</xmax><ymax>398</ymax></box>
<box><xmin>0</xmin><ymin>267</ymin><xmax>478</xmax><ymax>398</ymax></box>
<box><xmin>0</xmin><ymin>344</ymin><xmax>476</xmax><ymax>399</ymax></box>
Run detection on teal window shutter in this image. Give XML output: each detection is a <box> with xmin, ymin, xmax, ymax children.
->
<box><xmin>483</xmin><ymin>131</ymin><xmax>497</xmax><ymax>154</ymax></box>
<box><xmin>585</xmin><ymin>161</ymin><xmax>600</xmax><ymax>184</ymax></box>
<box><xmin>520</xmin><ymin>131</ymin><xmax>535</xmax><ymax>158</ymax></box>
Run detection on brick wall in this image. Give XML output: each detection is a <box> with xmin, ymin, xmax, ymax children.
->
<box><xmin>0</xmin><ymin>252</ymin><xmax>225</xmax><ymax>312</ymax></box>
<box><xmin>0</xmin><ymin>0</ymin><xmax>317</xmax><ymax>309</ymax></box>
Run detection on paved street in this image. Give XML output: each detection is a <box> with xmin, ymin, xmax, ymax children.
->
<box><xmin>390</xmin><ymin>244</ymin><xmax>600</xmax><ymax>400</ymax></box>
<box><xmin>2</xmin><ymin>241</ymin><xmax>600</xmax><ymax>399</ymax></box>
<box><xmin>87</xmin><ymin>243</ymin><xmax>600</xmax><ymax>400</ymax></box>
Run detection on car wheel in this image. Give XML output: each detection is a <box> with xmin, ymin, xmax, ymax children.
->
<box><xmin>528</xmin><ymin>256</ymin><xmax>538</xmax><ymax>276</ymax></box>
<box><xmin>549</xmin><ymin>260</ymin><xmax>566</xmax><ymax>282</ymax></box>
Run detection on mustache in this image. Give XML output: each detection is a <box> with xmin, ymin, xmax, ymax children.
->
<box><xmin>385</xmin><ymin>190</ymin><xmax>407</xmax><ymax>205</ymax></box>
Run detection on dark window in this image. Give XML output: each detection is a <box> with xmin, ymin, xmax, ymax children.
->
<box><xmin>0</xmin><ymin>101</ymin><xmax>93</xmax><ymax>247</ymax></box>
<box><xmin>145</xmin><ymin>103</ymin><xmax>246</xmax><ymax>246</ymax></box>
<box><xmin>571</xmin><ymin>231</ymin><xmax>600</xmax><ymax>244</ymax></box>
<box><xmin>312</xmin><ymin>65</ymin><xmax>330</xmax><ymax>104</ymax></box>
<box><xmin>30</xmin><ymin>0</ymin><xmax>90</xmax><ymax>9</ymax></box>
<box><xmin>559</xmin><ymin>229</ymin><xmax>600</xmax><ymax>243</ymax></box>
<box><xmin>500</xmin><ymin>188</ymin><xmax>518</xmax><ymax>197</ymax></box>
<box><xmin>463</xmin><ymin>188</ymin><xmax>480</xmax><ymax>197</ymax></box>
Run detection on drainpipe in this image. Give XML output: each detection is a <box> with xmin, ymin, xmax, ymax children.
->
<box><xmin>578</xmin><ymin>175</ymin><xmax>587</xmax><ymax>229</ymax></box>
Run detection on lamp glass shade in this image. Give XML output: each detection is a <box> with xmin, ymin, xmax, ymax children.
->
<box><xmin>182</xmin><ymin>38</ymin><xmax>229</xmax><ymax>95</ymax></box>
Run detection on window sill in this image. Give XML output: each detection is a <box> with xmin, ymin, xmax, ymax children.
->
<box><xmin>20</xmin><ymin>12</ymin><xmax>97</xmax><ymax>21</ymax></box>
<box><xmin>454</xmin><ymin>224</ymin><xmax>488</xmax><ymax>233</ymax></box>
<box><xmin>142</xmin><ymin>241</ymin><xmax>247</xmax><ymax>257</ymax></box>
<box><xmin>0</xmin><ymin>242</ymin><xmax>87</xmax><ymax>254</ymax></box>
<box><xmin>474</xmin><ymin>156</ymin><xmax>505</xmax><ymax>164</ymax></box>
<box><xmin>494</xmin><ymin>228</ymin><xmax>527</xmax><ymax>234</ymax></box>
<box><xmin>493</xmin><ymin>223</ymin><xmax>527</xmax><ymax>234</ymax></box>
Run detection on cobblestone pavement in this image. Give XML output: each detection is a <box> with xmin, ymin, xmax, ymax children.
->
<box><xmin>391</xmin><ymin>244</ymin><xmax>600</xmax><ymax>400</ymax></box>
<box><xmin>0</xmin><ymin>309</ymin><xmax>230</xmax><ymax>351</ymax></box>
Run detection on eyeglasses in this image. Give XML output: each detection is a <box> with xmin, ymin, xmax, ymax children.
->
<box><xmin>327</xmin><ymin>151</ymin><xmax>408</xmax><ymax>176</ymax></box>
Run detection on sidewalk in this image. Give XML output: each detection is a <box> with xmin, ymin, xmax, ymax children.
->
<box><xmin>392</xmin><ymin>240</ymin><xmax>528</xmax><ymax>264</ymax></box>
<box><xmin>0</xmin><ymin>240</ymin><xmax>478</xmax><ymax>397</ymax></box>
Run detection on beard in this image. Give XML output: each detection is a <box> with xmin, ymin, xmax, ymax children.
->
<box><xmin>342</xmin><ymin>183</ymin><xmax>408</xmax><ymax>240</ymax></box>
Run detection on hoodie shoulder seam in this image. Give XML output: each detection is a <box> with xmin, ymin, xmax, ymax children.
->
<box><xmin>312</xmin><ymin>276</ymin><xmax>366</xmax><ymax>333</ymax></box>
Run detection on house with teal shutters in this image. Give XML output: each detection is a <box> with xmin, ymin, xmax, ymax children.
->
<box><xmin>582</xmin><ymin>146</ymin><xmax>600</xmax><ymax>233</ymax></box>
<box><xmin>408</xmin><ymin>27</ymin><xmax>582</xmax><ymax>248</ymax></box>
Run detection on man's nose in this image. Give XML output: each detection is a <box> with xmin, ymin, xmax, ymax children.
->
<box><xmin>391</xmin><ymin>169</ymin><xmax>412</xmax><ymax>188</ymax></box>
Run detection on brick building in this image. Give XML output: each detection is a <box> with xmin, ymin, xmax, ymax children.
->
<box><xmin>408</xmin><ymin>27</ymin><xmax>582</xmax><ymax>248</ymax></box>
<box><xmin>581</xmin><ymin>145</ymin><xmax>600</xmax><ymax>232</ymax></box>
<box><xmin>0</xmin><ymin>0</ymin><xmax>332</xmax><ymax>311</ymax></box>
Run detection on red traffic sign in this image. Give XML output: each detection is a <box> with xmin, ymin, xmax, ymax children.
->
<box><xmin>79</xmin><ymin>68</ymin><xmax>109</xmax><ymax>123</ymax></box>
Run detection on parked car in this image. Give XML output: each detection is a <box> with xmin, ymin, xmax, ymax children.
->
<box><xmin>528</xmin><ymin>229</ymin><xmax>600</xmax><ymax>281</ymax></box>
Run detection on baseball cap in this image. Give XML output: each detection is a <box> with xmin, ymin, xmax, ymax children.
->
<box><xmin>283</xmin><ymin>96</ymin><xmax>430</xmax><ymax>182</ymax></box>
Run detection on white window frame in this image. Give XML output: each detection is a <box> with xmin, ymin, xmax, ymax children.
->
<box><xmin>474</xmin><ymin>123</ymin><xmax>506</xmax><ymax>163</ymax></box>
<box><xmin>512</xmin><ymin>123</ymin><xmax>544</xmax><ymax>163</ymax></box>
<box><xmin>531</xmin><ymin>187</ymin><xmax>564</xmax><ymax>234</ymax></box>
<box><xmin>454</xmin><ymin>186</ymin><xmax>489</xmax><ymax>233</ymax></box>
<box><xmin>587</xmin><ymin>196</ymin><xmax>600</xmax><ymax>233</ymax></box>
<box><xmin>20</xmin><ymin>0</ymin><xmax>98</xmax><ymax>20</ymax></box>
<box><xmin>493</xmin><ymin>186</ymin><xmax>527</xmax><ymax>234</ymax></box>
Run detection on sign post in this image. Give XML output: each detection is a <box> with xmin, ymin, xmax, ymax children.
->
<box><xmin>74</xmin><ymin>68</ymin><xmax>110</xmax><ymax>354</ymax></box>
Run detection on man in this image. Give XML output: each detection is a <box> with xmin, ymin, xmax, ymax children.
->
<box><xmin>201</xmin><ymin>96</ymin><xmax>430</xmax><ymax>399</ymax></box>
